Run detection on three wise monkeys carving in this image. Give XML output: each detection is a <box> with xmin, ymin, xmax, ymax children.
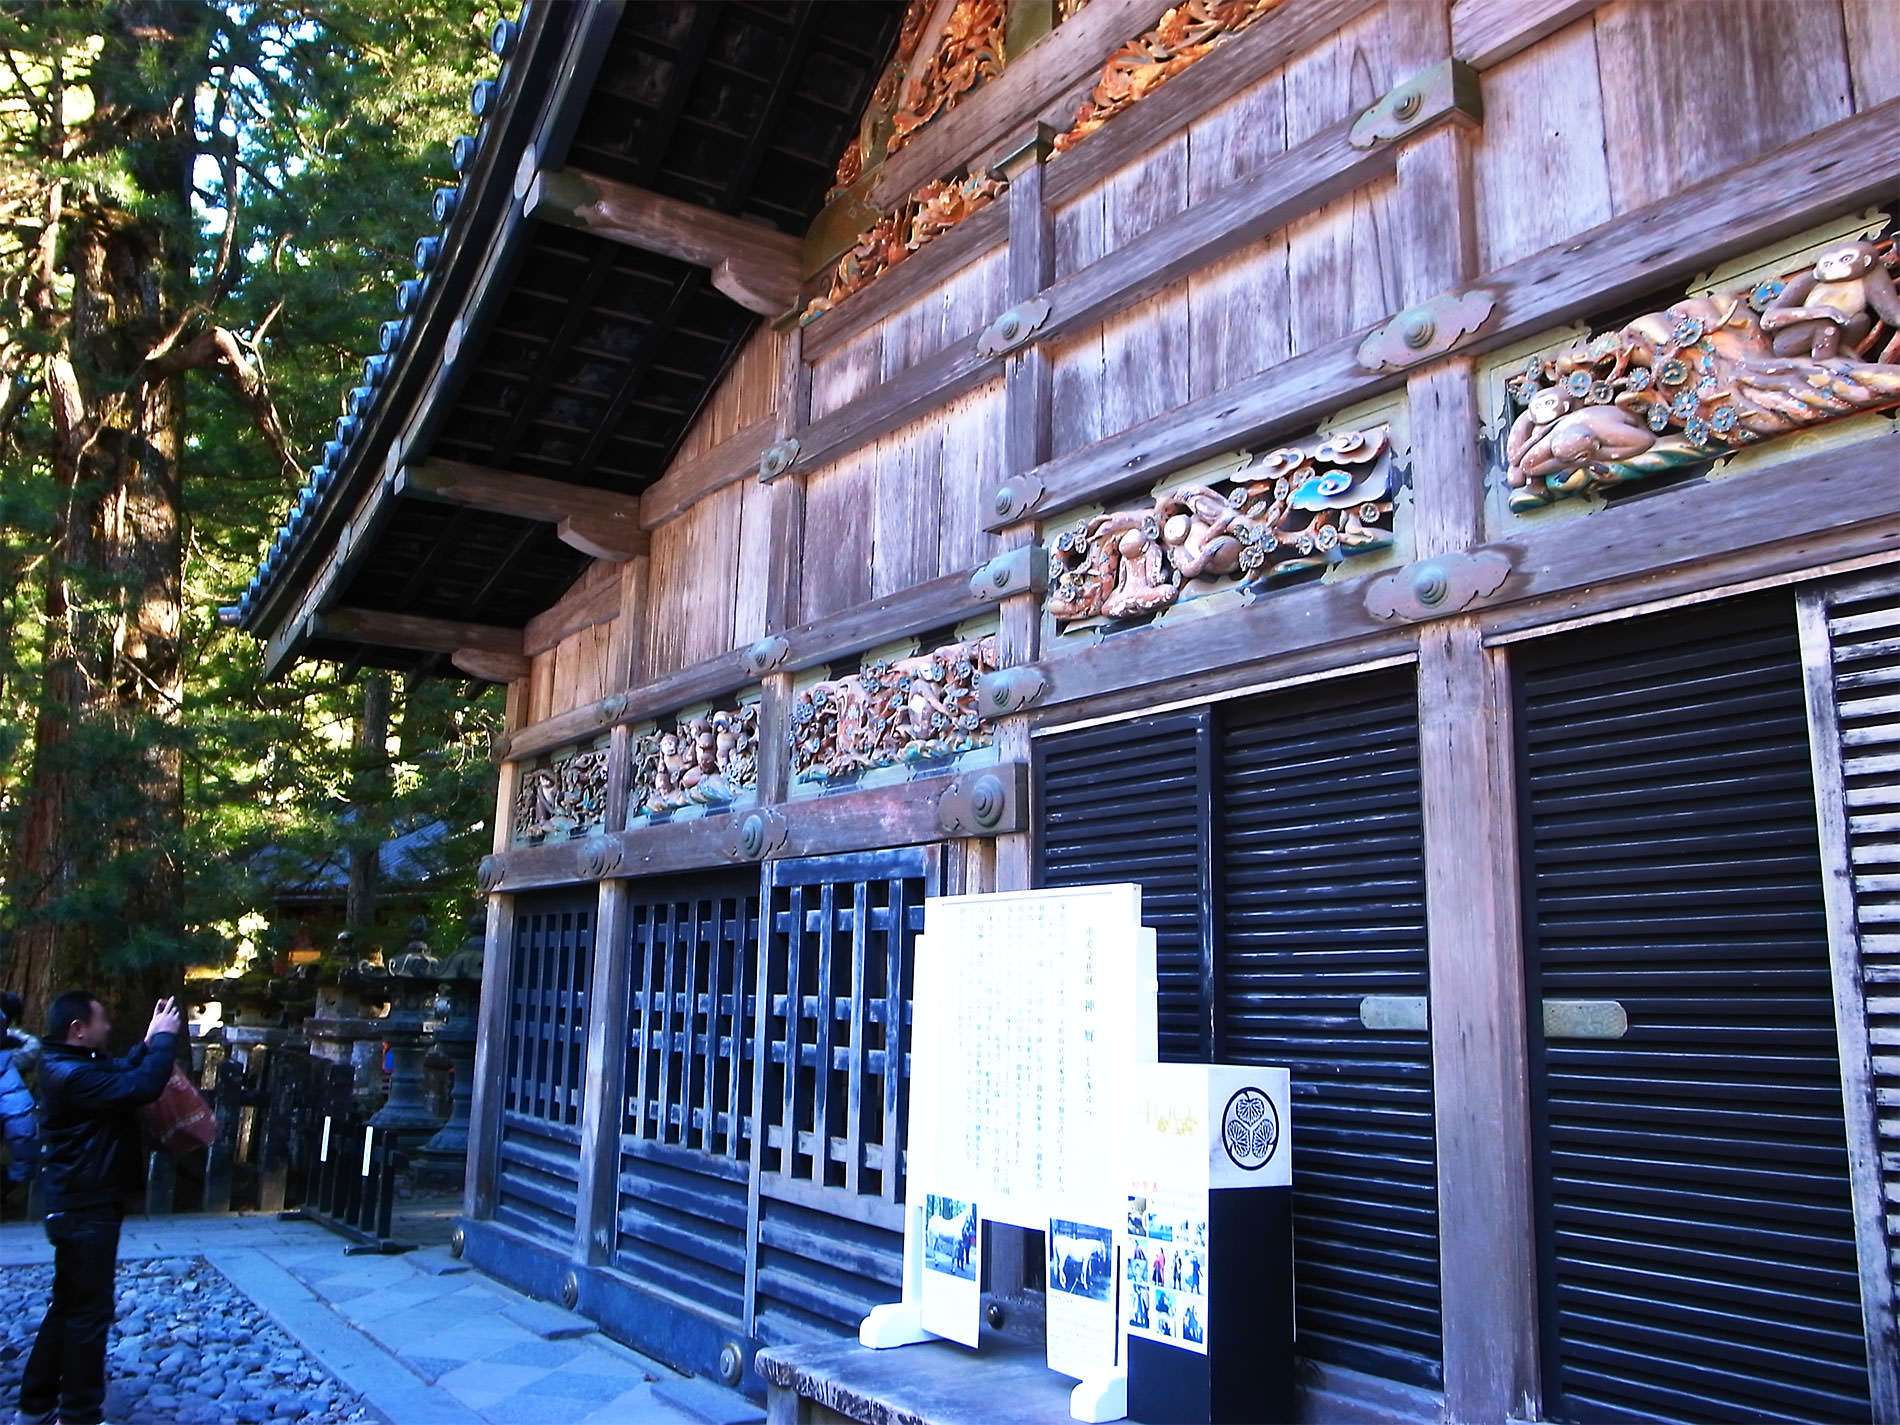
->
<box><xmin>1506</xmin><ymin>237</ymin><xmax>1900</xmax><ymax>509</ymax></box>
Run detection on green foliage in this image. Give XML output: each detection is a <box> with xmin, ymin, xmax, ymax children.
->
<box><xmin>0</xmin><ymin>0</ymin><xmax>503</xmax><ymax>978</ymax></box>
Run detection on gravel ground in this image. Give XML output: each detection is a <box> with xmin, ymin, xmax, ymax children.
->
<box><xmin>0</xmin><ymin>1256</ymin><xmax>376</xmax><ymax>1425</ymax></box>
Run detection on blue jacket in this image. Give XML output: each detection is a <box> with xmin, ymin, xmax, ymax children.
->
<box><xmin>37</xmin><ymin>1033</ymin><xmax>175</xmax><ymax>1212</ymax></box>
<box><xmin>0</xmin><ymin>1034</ymin><xmax>34</xmax><ymax>1181</ymax></box>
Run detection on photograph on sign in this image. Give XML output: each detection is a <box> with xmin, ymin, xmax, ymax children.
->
<box><xmin>1045</xmin><ymin>1218</ymin><xmax>1118</xmax><ymax>1381</ymax></box>
<box><xmin>919</xmin><ymin>1193</ymin><xmax>981</xmax><ymax>1347</ymax></box>
<box><xmin>1125</xmin><ymin>1192</ymin><xmax>1208</xmax><ymax>1355</ymax></box>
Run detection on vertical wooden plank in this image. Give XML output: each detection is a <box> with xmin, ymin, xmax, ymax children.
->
<box><xmin>1796</xmin><ymin>587</ymin><xmax>1900</xmax><ymax>1421</ymax></box>
<box><xmin>465</xmin><ymin>892</ymin><xmax>517</xmax><ymax>1219</ymax></box>
<box><xmin>701</xmin><ymin>895</ymin><xmax>725</xmax><ymax>1156</ymax></box>
<box><xmin>733</xmin><ymin>478</ymin><xmax>774</xmax><ymax>647</ymax></box>
<box><xmin>727</xmin><ymin>903</ymin><xmax>748</xmax><ymax>1160</ymax></box>
<box><xmin>799</xmin><ymin>452</ymin><xmax>874</xmax><ymax>622</ymax></box>
<box><xmin>844</xmin><ymin>880</ymin><xmax>871</xmax><ymax>1196</ymax></box>
<box><xmin>809</xmin><ymin>324</ymin><xmax>883</xmax><ymax>422</ymax></box>
<box><xmin>937</xmin><ymin>379</ymin><xmax>1007</xmax><ymax>577</ymax></box>
<box><xmin>683</xmin><ymin>894</ymin><xmax>704</xmax><ymax>1147</ymax></box>
<box><xmin>1100</xmin><ymin>138</ymin><xmax>1190</xmax><ymax>439</ymax></box>
<box><xmin>1845</xmin><ymin>0</ymin><xmax>1900</xmax><ymax>109</ymax></box>
<box><xmin>812</xmin><ymin>882</ymin><xmax>839</xmax><ymax>1186</ymax></box>
<box><xmin>1186</xmin><ymin>66</ymin><xmax>1292</xmax><ymax>397</ymax></box>
<box><xmin>1595</xmin><ymin>0</ymin><xmax>1851</xmax><ymax>214</ymax></box>
<box><xmin>681</xmin><ymin>482</ymin><xmax>744</xmax><ymax>667</ymax></box>
<box><xmin>1472</xmin><ymin>17</ymin><xmax>1613</xmax><ymax>271</ymax></box>
<box><xmin>881</xmin><ymin>874</ymin><xmax>908</xmax><ymax>1205</ymax></box>
<box><xmin>779</xmin><ymin>883</ymin><xmax>807</xmax><ymax>1180</ymax></box>
<box><xmin>1283</xmin><ymin>10</ymin><xmax>1402</xmax><ymax>354</ymax></box>
<box><xmin>656</xmin><ymin>899</ymin><xmax>679</xmax><ymax>1145</ymax></box>
<box><xmin>632</xmin><ymin>908</ymin><xmax>656</xmax><ymax>1141</ymax></box>
<box><xmin>574</xmin><ymin>879</ymin><xmax>631</xmax><ymax>1266</ymax></box>
<box><xmin>1418</xmin><ymin>623</ymin><xmax>1539</xmax><ymax>1425</ymax></box>
<box><xmin>528</xmin><ymin>650</ymin><xmax>555</xmax><ymax>726</ymax></box>
<box><xmin>744</xmin><ymin>867</ymin><xmax>778</xmax><ymax>1333</ymax></box>
<box><xmin>874</xmin><ymin>418</ymin><xmax>944</xmax><ymax>596</ymax></box>
<box><xmin>1050</xmin><ymin>177</ymin><xmax>1108</xmax><ymax>457</ymax></box>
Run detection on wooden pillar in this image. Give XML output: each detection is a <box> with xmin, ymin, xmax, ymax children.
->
<box><xmin>573</xmin><ymin>876</ymin><xmax>632</xmax><ymax>1266</ymax></box>
<box><xmin>758</xmin><ymin>323</ymin><xmax>810</xmax><ymax>809</ymax></box>
<box><xmin>992</xmin><ymin>124</ymin><xmax>1054</xmax><ymax>895</ymax></box>
<box><xmin>466</xmin><ymin>685</ymin><xmax>527</xmax><ymax>1220</ymax></box>
<box><xmin>1395</xmin><ymin>1</ymin><xmax>1540</xmax><ymax>1415</ymax></box>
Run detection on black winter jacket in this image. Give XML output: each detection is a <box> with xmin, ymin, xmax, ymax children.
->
<box><xmin>37</xmin><ymin>1033</ymin><xmax>176</xmax><ymax>1212</ymax></box>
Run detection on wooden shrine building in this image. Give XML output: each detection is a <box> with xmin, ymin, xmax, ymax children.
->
<box><xmin>235</xmin><ymin>0</ymin><xmax>1900</xmax><ymax>1420</ymax></box>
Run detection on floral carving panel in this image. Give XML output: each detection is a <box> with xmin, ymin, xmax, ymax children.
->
<box><xmin>513</xmin><ymin>742</ymin><xmax>610</xmax><ymax>845</ymax></box>
<box><xmin>632</xmin><ymin>704</ymin><xmax>759</xmax><ymax>819</ymax></box>
<box><xmin>1505</xmin><ymin>237</ymin><xmax>1900</xmax><ymax>510</ymax></box>
<box><xmin>1047</xmin><ymin>428</ymin><xmax>1395</xmax><ymax>632</ymax></box>
<box><xmin>792</xmin><ymin>636</ymin><xmax>998</xmax><ymax>783</ymax></box>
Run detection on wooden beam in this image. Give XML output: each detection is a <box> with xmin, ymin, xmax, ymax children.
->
<box><xmin>316</xmin><ymin>607</ymin><xmax>523</xmax><ymax>658</ymax></box>
<box><xmin>452</xmin><ymin>649</ymin><xmax>531</xmax><ymax>683</ymax></box>
<box><xmin>464</xmin><ymin>891</ymin><xmax>516</xmax><ymax>1220</ymax></box>
<box><xmin>638</xmin><ymin>414</ymin><xmax>776</xmax><ymax>529</ymax></box>
<box><xmin>523</xmin><ymin>563</ymin><xmax>622</xmax><ymax>657</ymax></box>
<box><xmin>524</xmin><ymin>165</ymin><xmax>802</xmax><ymax>316</ymax></box>
<box><xmin>397</xmin><ymin>458</ymin><xmax>648</xmax><ymax>560</ymax></box>
<box><xmin>987</xmin><ymin>94</ymin><xmax>1900</xmax><ymax>529</ymax></box>
<box><xmin>573</xmin><ymin>878</ymin><xmax>632</xmax><ymax>1267</ymax></box>
<box><xmin>1451</xmin><ymin>0</ymin><xmax>1600</xmax><ymax>70</ymax></box>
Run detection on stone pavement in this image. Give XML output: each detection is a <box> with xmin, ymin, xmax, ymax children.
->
<box><xmin>0</xmin><ymin>1210</ymin><xmax>740</xmax><ymax>1425</ymax></box>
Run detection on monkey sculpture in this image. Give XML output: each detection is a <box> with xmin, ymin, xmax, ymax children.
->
<box><xmin>1760</xmin><ymin>239</ymin><xmax>1900</xmax><ymax>359</ymax></box>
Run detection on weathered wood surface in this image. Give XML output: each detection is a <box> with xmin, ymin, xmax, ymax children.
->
<box><xmin>453</xmin><ymin>649</ymin><xmax>531</xmax><ymax>684</ymax></box>
<box><xmin>992</xmin><ymin>94</ymin><xmax>1900</xmax><ymax>529</ymax></box>
<box><xmin>637</xmin><ymin>414</ymin><xmax>775</xmax><ymax>530</ymax></box>
<box><xmin>1449</xmin><ymin>0</ymin><xmax>1598</xmax><ymax>70</ymax></box>
<box><xmin>524</xmin><ymin>560</ymin><xmax>620</xmax><ymax>657</ymax></box>
<box><xmin>466</xmin><ymin>892</ymin><xmax>518</xmax><ymax>1220</ymax></box>
<box><xmin>398</xmin><ymin>457</ymin><xmax>642</xmax><ymax>527</ymax></box>
<box><xmin>1845</xmin><ymin>0</ymin><xmax>1900</xmax><ymax>109</ymax></box>
<box><xmin>315</xmin><ymin>607</ymin><xmax>522</xmax><ymax>657</ymax></box>
<box><xmin>572</xmin><ymin>878</ymin><xmax>632</xmax><ymax>1266</ymax></box>
<box><xmin>525</xmin><ymin>166</ymin><xmax>802</xmax><ymax>316</ymax></box>
<box><xmin>488</xmin><ymin>765</ymin><xmax>1026</xmax><ymax>891</ymax></box>
<box><xmin>1416</xmin><ymin>620</ymin><xmax>1538</xmax><ymax>1425</ymax></box>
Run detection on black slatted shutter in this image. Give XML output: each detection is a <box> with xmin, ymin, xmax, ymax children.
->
<box><xmin>1217</xmin><ymin>671</ymin><xmax>1442</xmax><ymax>1389</ymax></box>
<box><xmin>1036</xmin><ymin>711</ymin><xmax>1214</xmax><ymax>1062</ymax></box>
<box><xmin>1517</xmin><ymin>593</ymin><xmax>1871</xmax><ymax>1423</ymax></box>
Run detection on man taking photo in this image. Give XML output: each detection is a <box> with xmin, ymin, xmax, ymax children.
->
<box><xmin>15</xmin><ymin>992</ymin><xmax>181</xmax><ymax>1425</ymax></box>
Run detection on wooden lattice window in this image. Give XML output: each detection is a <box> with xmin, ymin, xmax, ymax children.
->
<box><xmin>624</xmin><ymin>875</ymin><xmax>762</xmax><ymax>1158</ymax></box>
<box><xmin>755</xmin><ymin>849</ymin><xmax>932</xmax><ymax>1203</ymax></box>
<box><xmin>503</xmin><ymin>893</ymin><xmax>594</xmax><ymax>1128</ymax></box>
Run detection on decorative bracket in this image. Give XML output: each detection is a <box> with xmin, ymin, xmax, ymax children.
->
<box><xmin>598</xmin><ymin>692</ymin><xmax>629</xmax><ymax>723</ymax></box>
<box><xmin>1357</xmin><ymin>290</ymin><xmax>1496</xmax><ymax>372</ymax></box>
<box><xmin>576</xmin><ymin>838</ymin><xmax>624</xmax><ymax>881</ymax></box>
<box><xmin>976</xmin><ymin>298</ymin><xmax>1052</xmax><ymax>358</ymax></box>
<box><xmin>988</xmin><ymin>473</ymin><xmax>1047</xmax><ymax>527</ymax></box>
<box><xmin>476</xmin><ymin>855</ymin><xmax>506</xmax><ymax>893</ymax></box>
<box><xmin>1364</xmin><ymin>549</ymin><xmax>1513</xmax><ymax>621</ymax></box>
<box><xmin>1348</xmin><ymin>58</ymin><xmax>1481</xmax><ymax>150</ymax></box>
<box><xmin>726</xmin><ymin>807</ymin><xmax>790</xmax><ymax>862</ymax></box>
<box><xmin>758</xmin><ymin>436</ymin><xmax>802</xmax><ymax>483</ymax></box>
<box><xmin>936</xmin><ymin>763</ymin><xmax>1029</xmax><ymax>838</ymax></box>
<box><xmin>743</xmin><ymin>635</ymin><xmax>792</xmax><ymax>677</ymax></box>
<box><xmin>975</xmin><ymin>666</ymin><xmax>1048</xmax><ymax>716</ymax></box>
<box><xmin>970</xmin><ymin>546</ymin><xmax>1049</xmax><ymax>602</ymax></box>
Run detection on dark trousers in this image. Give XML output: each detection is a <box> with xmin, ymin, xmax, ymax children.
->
<box><xmin>19</xmin><ymin>1205</ymin><xmax>124</xmax><ymax>1425</ymax></box>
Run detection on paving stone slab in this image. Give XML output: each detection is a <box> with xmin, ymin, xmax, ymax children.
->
<box><xmin>498</xmin><ymin>1298</ymin><xmax>593</xmax><ymax>1340</ymax></box>
<box><xmin>651</xmin><ymin>1376</ymin><xmax>766</xmax><ymax>1425</ymax></box>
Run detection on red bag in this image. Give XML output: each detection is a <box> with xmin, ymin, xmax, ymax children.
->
<box><xmin>137</xmin><ymin>1066</ymin><xmax>218</xmax><ymax>1153</ymax></box>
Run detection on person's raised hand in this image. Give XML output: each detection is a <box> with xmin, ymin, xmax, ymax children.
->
<box><xmin>147</xmin><ymin>996</ymin><xmax>182</xmax><ymax>1041</ymax></box>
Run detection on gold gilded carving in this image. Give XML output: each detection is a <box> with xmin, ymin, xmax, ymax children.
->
<box><xmin>890</xmin><ymin>0</ymin><xmax>1006</xmax><ymax>152</ymax></box>
<box><xmin>1047</xmin><ymin>428</ymin><xmax>1395</xmax><ymax>631</ymax></box>
<box><xmin>802</xmin><ymin>170</ymin><xmax>1007</xmax><ymax>323</ymax></box>
<box><xmin>632</xmin><ymin>704</ymin><xmax>760</xmax><ymax>818</ymax></box>
<box><xmin>512</xmin><ymin>743</ymin><xmax>610</xmax><ymax>845</ymax></box>
<box><xmin>1052</xmin><ymin>0</ymin><xmax>1288</xmax><ymax>153</ymax></box>
<box><xmin>792</xmin><ymin>636</ymin><xmax>999</xmax><ymax>783</ymax></box>
<box><xmin>1505</xmin><ymin>238</ymin><xmax>1900</xmax><ymax>510</ymax></box>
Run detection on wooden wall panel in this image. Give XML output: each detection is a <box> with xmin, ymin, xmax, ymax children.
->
<box><xmin>732</xmin><ymin>476</ymin><xmax>775</xmax><ymax>648</ymax></box>
<box><xmin>1595</xmin><ymin>0</ymin><xmax>1852</xmax><ymax>214</ymax></box>
<box><xmin>1185</xmin><ymin>63</ymin><xmax>1293</xmax><ymax>397</ymax></box>
<box><xmin>873</xmin><ymin>415</ymin><xmax>942</xmax><ymax>598</ymax></box>
<box><xmin>645</xmin><ymin>482</ymin><xmax>744</xmax><ymax>678</ymax></box>
<box><xmin>1283</xmin><ymin>11</ymin><xmax>1401</xmax><ymax>354</ymax></box>
<box><xmin>936</xmin><ymin>377</ymin><xmax>1006</xmax><ymax>577</ymax></box>
<box><xmin>810</xmin><ymin>323</ymin><xmax>883</xmax><ymax>423</ymax></box>
<box><xmin>1845</xmin><ymin>0</ymin><xmax>1900</xmax><ymax>108</ymax></box>
<box><xmin>1473</xmin><ymin>18</ymin><xmax>1613</xmax><ymax>271</ymax></box>
<box><xmin>800</xmin><ymin>448</ymin><xmax>875</xmax><ymax>624</ymax></box>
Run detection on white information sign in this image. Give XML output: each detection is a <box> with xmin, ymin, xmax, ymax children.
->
<box><xmin>865</xmin><ymin>884</ymin><xmax>1157</xmax><ymax>1423</ymax></box>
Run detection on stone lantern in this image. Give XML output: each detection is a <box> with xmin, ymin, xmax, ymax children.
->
<box><xmin>366</xmin><ymin>917</ymin><xmax>447</xmax><ymax>1141</ymax></box>
<box><xmin>306</xmin><ymin>931</ymin><xmax>392</xmax><ymax>1112</ymax></box>
<box><xmin>414</xmin><ymin>914</ymin><xmax>486</xmax><ymax>1190</ymax></box>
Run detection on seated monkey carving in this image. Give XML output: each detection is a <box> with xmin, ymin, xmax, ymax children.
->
<box><xmin>1760</xmin><ymin>238</ymin><xmax>1900</xmax><ymax>359</ymax></box>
